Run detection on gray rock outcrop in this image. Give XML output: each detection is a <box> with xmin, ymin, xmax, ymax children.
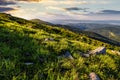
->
<box><xmin>89</xmin><ymin>47</ymin><xmax>106</xmax><ymax>55</ymax></box>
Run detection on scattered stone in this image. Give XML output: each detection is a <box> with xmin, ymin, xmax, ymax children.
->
<box><xmin>44</xmin><ymin>38</ymin><xmax>49</xmax><ymax>41</ymax></box>
<box><xmin>78</xmin><ymin>51</ymin><xmax>90</xmax><ymax>58</ymax></box>
<box><xmin>64</xmin><ymin>51</ymin><xmax>74</xmax><ymax>60</ymax></box>
<box><xmin>44</xmin><ymin>38</ymin><xmax>54</xmax><ymax>41</ymax></box>
<box><xmin>89</xmin><ymin>72</ymin><xmax>101</xmax><ymax>80</ymax></box>
<box><xmin>49</xmin><ymin>38</ymin><xmax>54</xmax><ymax>41</ymax></box>
<box><xmin>89</xmin><ymin>47</ymin><xmax>106</xmax><ymax>55</ymax></box>
<box><xmin>81</xmin><ymin>53</ymin><xmax>90</xmax><ymax>58</ymax></box>
<box><xmin>24</xmin><ymin>62</ymin><xmax>33</xmax><ymax>65</ymax></box>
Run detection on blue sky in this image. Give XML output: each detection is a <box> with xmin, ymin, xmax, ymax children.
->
<box><xmin>0</xmin><ymin>0</ymin><xmax>120</xmax><ymax>22</ymax></box>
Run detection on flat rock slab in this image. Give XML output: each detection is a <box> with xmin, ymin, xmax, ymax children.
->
<box><xmin>89</xmin><ymin>72</ymin><xmax>101</xmax><ymax>80</ymax></box>
<box><xmin>89</xmin><ymin>47</ymin><xmax>106</xmax><ymax>55</ymax></box>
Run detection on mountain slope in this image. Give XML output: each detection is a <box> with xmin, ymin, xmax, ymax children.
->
<box><xmin>51</xmin><ymin>24</ymin><xmax>120</xmax><ymax>46</ymax></box>
<box><xmin>87</xmin><ymin>27</ymin><xmax>120</xmax><ymax>42</ymax></box>
<box><xmin>64</xmin><ymin>22</ymin><xmax>120</xmax><ymax>42</ymax></box>
<box><xmin>30</xmin><ymin>19</ymin><xmax>120</xmax><ymax>46</ymax></box>
<box><xmin>0</xmin><ymin>13</ymin><xmax>120</xmax><ymax>80</ymax></box>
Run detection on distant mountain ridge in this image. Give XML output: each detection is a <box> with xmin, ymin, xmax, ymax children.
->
<box><xmin>52</xmin><ymin>20</ymin><xmax>120</xmax><ymax>25</ymax></box>
<box><xmin>66</xmin><ymin>23</ymin><xmax>120</xmax><ymax>42</ymax></box>
<box><xmin>30</xmin><ymin>19</ymin><xmax>120</xmax><ymax>46</ymax></box>
<box><xmin>87</xmin><ymin>26</ymin><xmax>120</xmax><ymax>42</ymax></box>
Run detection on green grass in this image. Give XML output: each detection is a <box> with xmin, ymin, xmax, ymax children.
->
<box><xmin>0</xmin><ymin>13</ymin><xmax>120</xmax><ymax>80</ymax></box>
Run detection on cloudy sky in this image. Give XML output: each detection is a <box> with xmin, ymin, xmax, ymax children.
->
<box><xmin>0</xmin><ymin>0</ymin><xmax>120</xmax><ymax>22</ymax></box>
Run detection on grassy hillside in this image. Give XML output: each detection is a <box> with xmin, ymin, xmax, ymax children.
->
<box><xmin>0</xmin><ymin>13</ymin><xmax>120</xmax><ymax>80</ymax></box>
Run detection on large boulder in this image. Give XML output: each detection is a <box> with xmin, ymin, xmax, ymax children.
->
<box><xmin>64</xmin><ymin>51</ymin><xmax>74</xmax><ymax>60</ymax></box>
<box><xmin>89</xmin><ymin>72</ymin><xmax>101</xmax><ymax>80</ymax></box>
<box><xmin>89</xmin><ymin>47</ymin><xmax>106</xmax><ymax>55</ymax></box>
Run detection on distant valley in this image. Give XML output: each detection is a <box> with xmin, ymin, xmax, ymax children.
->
<box><xmin>63</xmin><ymin>22</ymin><xmax>120</xmax><ymax>42</ymax></box>
<box><xmin>31</xmin><ymin>19</ymin><xmax>120</xmax><ymax>44</ymax></box>
<box><xmin>52</xmin><ymin>20</ymin><xmax>120</xmax><ymax>25</ymax></box>
<box><xmin>36</xmin><ymin>19</ymin><xmax>120</xmax><ymax>42</ymax></box>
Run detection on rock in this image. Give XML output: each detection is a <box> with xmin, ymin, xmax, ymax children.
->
<box><xmin>89</xmin><ymin>72</ymin><xmax>101</xmax><ymax>80</ymax></box>
<box><xmin>64</xmin><ymin>51</ymin><xmax>74</xmax><ymax>60</ymax></box>
<box><xmin>81</xmin><ymin>54</ymin><xmax>90</xmax><ymax>58</ymax></box>
<box><xmin>49</xmin><ymin>38</ymin><xmax>54</xmax><ymax>41</ymax></box>
<box><xmin>89</xmin><ymin>47</ymin><xmax>106</xmax><ymax>55</ymax></box>
<box><xmin>44</xmin><ymin>38</ymin><xmax>49</xmax><ymax>41</ymax></box>
<box><xmin>24</xmin><ymin>62</ymin><xmax>33</xmax><ymax>65</ymax></box>
<box><xmin>78</xmin><ymin>51</ymin><xmax>90</xmax><ymax>58</ymax></box>
<box><xmin>44</xmin><ymin>38</ymin><xmax>54</xmax><ymax>41</ymax></box>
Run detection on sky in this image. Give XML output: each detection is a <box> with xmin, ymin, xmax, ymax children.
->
<box><xmin>0</xmin><ymin>0</ymin><xmax>120</xmax><ymax>22</ymax></box>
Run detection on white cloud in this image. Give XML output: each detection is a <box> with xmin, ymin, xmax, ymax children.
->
<box><xmin>45</xmin><ymin>6</ymin><xmax>64</xmax><ymax>11</ymax></box>
<box><xmin>88</xmin><ymin>0</ymin><xmax>110</xmax><ymax>4</ymax></box>
<box><xmin>4</xmin><ymin>0</ymin><xmax>119</xmax><ymax>22</ymax></box>
<box><xmin>32</xmin><ymin>0</ymin><xmax>88</xmax><ymax>6</ymax></box>
<box><xmin>35</xmin><ymin>0</ymin><xmax>109</xmax><ymax>5</ymax></box>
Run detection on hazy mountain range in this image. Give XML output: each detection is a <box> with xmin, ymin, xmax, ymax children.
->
<box><xmin>52</xmin><ymin>20</ymin><xmax>120</xmax><ymax>25</ymax></box>
<box><xmin>31</xmin><ymin>19</ymin><xmax>120</xmax><ymax>44</ymax></box>
<box><xmin>32</xmin><ymin>19</ymin><xmax>120</xmax><ymax>42</ymax></box>
<box><xmin>62</xmin><ymin>22</ymin><xmax>120</xmax><ymax>42</ymax></box>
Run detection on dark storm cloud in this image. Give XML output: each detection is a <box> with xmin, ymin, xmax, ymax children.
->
<box><xmin>0</xmin><ymin>0</ymin><xmax>42</xmax><ymax>5</ymax></box>
<box><xmin>0</xmin><ymin>7</ymin><xmax>15</xmax><ymax>12</ymax></box>
<box><xmin>64</xmin><ymin>7</ymin><xmax>89</xmax><ymax>12</ymax></box>
<box><xmin>101</xmin><ymin>10</ymin><xmax>120</xmax><ymax>14</ymax></box>
<box><xmin>99</xmin><ymin>10</ymin><xmax>120</xmax><ymax>14</ymax></box>
<box><xmin>0</xmin><ymin>0</ymin><xmax>41</xmax><ymax>13</ymax></box>
<box><xmin>87</xmin><ymin>10</ymin><xmax>120</xmax><ymax>16</ymax></box>
<box><xmin>0</xmin><ymin>0</ymin><xmax>16</xmax><ymax>5</ymax></box>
